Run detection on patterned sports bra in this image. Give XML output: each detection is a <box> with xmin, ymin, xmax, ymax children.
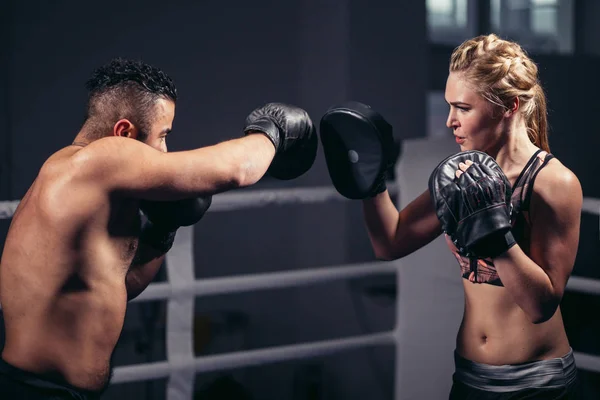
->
<box><xmin>444</xmin><ymin>149</ymin><xmax>554</xmax><ymax>286</ymax></box>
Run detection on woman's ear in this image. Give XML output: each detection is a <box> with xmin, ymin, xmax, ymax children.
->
<box><xmin>505</xmin><ymin>97</ymin><xmax>520</xmax><ymax>117</ymax></box>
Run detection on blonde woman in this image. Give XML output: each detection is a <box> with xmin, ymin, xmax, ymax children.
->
<box><xmin>320</xmin><ymin>34</ymin><xmax>582</xmax><ymax>399</ymax></box>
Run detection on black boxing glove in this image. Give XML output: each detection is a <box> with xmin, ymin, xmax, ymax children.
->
<box><xmin>429</xmin><ymin>151</ymin><xmax>516</xmax><ymax>259</ymax></box>
<box><xmin>244</xmin><ymin>102</ymin><xmax>318</xmax><ymax>180</ymax></box>
<box><xmin>138</xmin><ymin>196</ymin><xmax>212</xmax><ymax>254</ymax></box>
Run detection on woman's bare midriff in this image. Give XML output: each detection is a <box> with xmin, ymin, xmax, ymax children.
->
<box><xmin>456</xmin><ymin>280</ymin><xmax>571</xmax><ymax>366</ymax></box>
<box><xmin>2</xmin><ymin>281</ymin><xmax>128</xmax><ymax>391</ymax></box>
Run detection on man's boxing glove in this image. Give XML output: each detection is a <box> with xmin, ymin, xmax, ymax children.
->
<box><xmin>138</xmin><ymin>196</ymin><xmax>212</xmax><ymax>254</ymax></box>
<box><xmin>244</xmin><ymin>102</ymin><xmax>318</xmax><ymax>180</ymax></box>
<box><xmin>429</xmin><ymin>150</ymin><xmax>516</xmax><ymax>259</ymax></box>
<box><xmin>319</xmin><ymin>101</ymin><xmax>397</xmax><ymax>199</ymax></box>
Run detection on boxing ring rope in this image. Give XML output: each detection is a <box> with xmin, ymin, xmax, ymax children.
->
<box><xmin>112</xmin><ymin>331</ymin><xmax>397</xmax><ymax>384</ymax></box>
<box><xmin>133</xmin><ymin>261</ymin><xmax>398</xmax><ymax>301</ymax></box>
<box><xmin>0</xmin><ymin>185</ymin><xmax>599</xmax><ymax>398</ymax></box>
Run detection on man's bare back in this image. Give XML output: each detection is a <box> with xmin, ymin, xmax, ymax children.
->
<box><xmin>1</xmin><ymin>145</ymin><xmax>140</xmax><ymax>390</ymax></box>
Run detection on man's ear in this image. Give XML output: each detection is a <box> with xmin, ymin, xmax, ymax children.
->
<box><xmin>113</xmin><ymin>119</ymin><xmax>140</xmax><ymax>139</ymax></box>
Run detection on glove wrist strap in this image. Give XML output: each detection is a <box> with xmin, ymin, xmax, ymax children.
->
<box><xmin>468</xmin><ymin>230</ymin><xmax>517</xmax><ymax>259</ymax></box>
<box><xmin>244</xmin><ymin>118</ymin><xmax>279</xmax><ymax>150</ymax></box>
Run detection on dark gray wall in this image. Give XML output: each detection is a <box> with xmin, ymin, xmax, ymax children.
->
<box><xmin>0</xmin><ymin>0</ymin><xmax>13</xmax><ymax>199</ymax></box>
<box><xmin>579</xmin><ymin>0</ymin><xmax>600</xmax><ymax>56</ymax></box>
<box><xmin>0</xmin><ymin>1</ymin><xmax>427</xmax><ymax>399</ymax></box>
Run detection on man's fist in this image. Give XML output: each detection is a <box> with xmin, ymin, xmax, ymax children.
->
<box><xmin>244</xmin><ymin>103</ymin><xmax>318</xmax><ymax>180</ymax></box>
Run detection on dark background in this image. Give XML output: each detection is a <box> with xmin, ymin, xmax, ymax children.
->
<box><xmin>0</xmin><ymin>1</ymin><xmax>598</xmax><ymax>399</ymax></box>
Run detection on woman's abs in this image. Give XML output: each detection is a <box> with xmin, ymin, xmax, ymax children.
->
<box><xmin>456</xmin><ymin>281</ymin><xmax>571</xmax><ymax>366</ymax></box>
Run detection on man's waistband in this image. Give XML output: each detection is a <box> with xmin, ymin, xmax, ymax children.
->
<box><xmin>0</xmin><ymin>358</ymin><xmax>102</xmax><ymax>399</ymax></box>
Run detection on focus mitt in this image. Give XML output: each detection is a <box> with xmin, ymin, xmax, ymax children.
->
<box><xmin>319</xmin><ymin>101</ymin><xmax>396</xmax><ymax>199</ymax></box>
<box><xmin>428</xmin><ymin>150</ymin><xmax>515</xmax><ymax>258</ymax></box>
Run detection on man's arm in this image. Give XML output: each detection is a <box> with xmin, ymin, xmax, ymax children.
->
<box><xmin>363</xmin><ymin>190</ymin><xmax>443</xmax><ymax>260</ymax></box>
<box><xmin>125</xmin><ymin>249</ymin><xmax>165</xmax><ymax>301</ymax></box>
<box><xmin>73</xmin><ymin>133</ymin><xmax>276</xmax><ymax>201</ymax></box>
<box><xmin>73</xmin><ymin>102</ymin><xmax>317</xmax><ymax>201</ymax></box>
<box><xmin>494</xmin><ymin>164</ymin><xmax>583</xmax><ymax>323</ymax></box>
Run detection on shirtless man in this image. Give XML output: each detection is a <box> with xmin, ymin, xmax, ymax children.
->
<box><xmin>0</xmin><ymin>58</ymin><xmax>317</xmax><ymax>399</ymax></box>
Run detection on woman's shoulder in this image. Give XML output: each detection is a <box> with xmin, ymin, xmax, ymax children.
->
<box><xmin>531</xmin><ymin>156</ymin><xmax>582</xmax><ymax>211</ymax></box>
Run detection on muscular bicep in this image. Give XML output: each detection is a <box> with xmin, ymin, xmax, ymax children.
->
<box><xmin>528</xmin><ymin>166</ymin><xmax>583</xmax><ymax>298</ymax></box>
<box><xmin>392</xmin><ymin>190</ymin><xmax>443</xmax><ymax>258</ymax></box>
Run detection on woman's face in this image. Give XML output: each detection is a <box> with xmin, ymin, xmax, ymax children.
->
<box><xmin>445</xmin><ymin>71</ymin><xmax>508</xmax><ymax>152</ymax></box>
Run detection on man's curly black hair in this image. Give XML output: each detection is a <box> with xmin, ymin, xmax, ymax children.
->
<box><xmin>83</xmin><ymin>58</ymin><xmax>177</xmax><ymax>140</ymax></box>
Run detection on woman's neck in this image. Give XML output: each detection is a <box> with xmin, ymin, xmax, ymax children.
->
<box><xmin>488</xmin><ymin>122</ymin><xmax>539</xmax><ymax>177</ymax></box>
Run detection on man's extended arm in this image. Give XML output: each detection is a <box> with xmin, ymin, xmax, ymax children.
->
<box><xmin>73</xmin><ymin>103</ymin><xmax>316</xmax><ymax>201</ymax></box>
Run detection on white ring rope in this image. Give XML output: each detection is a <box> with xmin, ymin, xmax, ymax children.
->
<box><xmin>111</xmin><ymin>331</ymin><xmax>396</xmax><ymax>384</ymax></box>
<box><xmin>0</xmin><ymin>190</ymin><xmax>595</xmax><ymax>218</ymax></box>
<box><xmin>572</xmin><ymin>352</ymin><xmax>600</xmax><ymax>375</ymax></box>
<box><xmin>191</xmin><ymin>181</ymin><xmax>398</xmax><ymax>213</ymax></box>
<box><xmin>0</xmin><ymin>186</ymin><xmax>599</xmax><ymax>391</ymax></box>
<box><xmin>208</xmin><ymin>185</ymin><xmax>353</xmax><ymax>212</ymax></box>
<box><xmin>566</xmin><ymin>276</ymin><xmax>600</xmax><ymax>297</ymax></box>
<box><xmin>0</xmin><ymin>200</ymin><xmax>19</xmax><ymax>220</ymax></box>
<box><xmin>132</xmin><ymin>261</ymin><xmax>398</xmax><ymax>302</ymax></box>
<box><xmin>0</xmin><ymin>181</ymin><xmax>397</xmax><ymax>220</ymax></box>
<box><xmin>582</xmin><ymin>197</ymin><xmax>600</xmax><ymax>215</ymax></box>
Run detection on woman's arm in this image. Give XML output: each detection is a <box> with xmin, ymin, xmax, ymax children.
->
<box><xmin>494</xmin><ymin>162</ymin><xmax>583</xmax><ymax>323</ymax></box>
<box><xmin>363</xmin><ymin>190</ymin><xmax>443</xmax><ymax>260</ymax></box>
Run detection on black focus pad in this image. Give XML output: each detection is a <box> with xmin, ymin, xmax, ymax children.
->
<box><xmin>428</xmin><ymin>150</ymin><xmax>513</xmax><ymax>256</ymax></box>
<box><xmin>319</xmin><ymin>101</ymin><xmax>395</xmax><ymax>199</ymax></box>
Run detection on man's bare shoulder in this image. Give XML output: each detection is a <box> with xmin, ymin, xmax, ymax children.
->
<box><xmin>37</xmin><ymin>137</ymin><xmax>148</xmax><ymax>189</ymax></box>
<box><xmin>69</xmin><ymin>137</ymin><xmax>144</xmax><ymax>169</ymax></box>
<box><xmin>34</xmin><ymin>138</ymin><xmax>138</xmax><ymax>221</ymax></box>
